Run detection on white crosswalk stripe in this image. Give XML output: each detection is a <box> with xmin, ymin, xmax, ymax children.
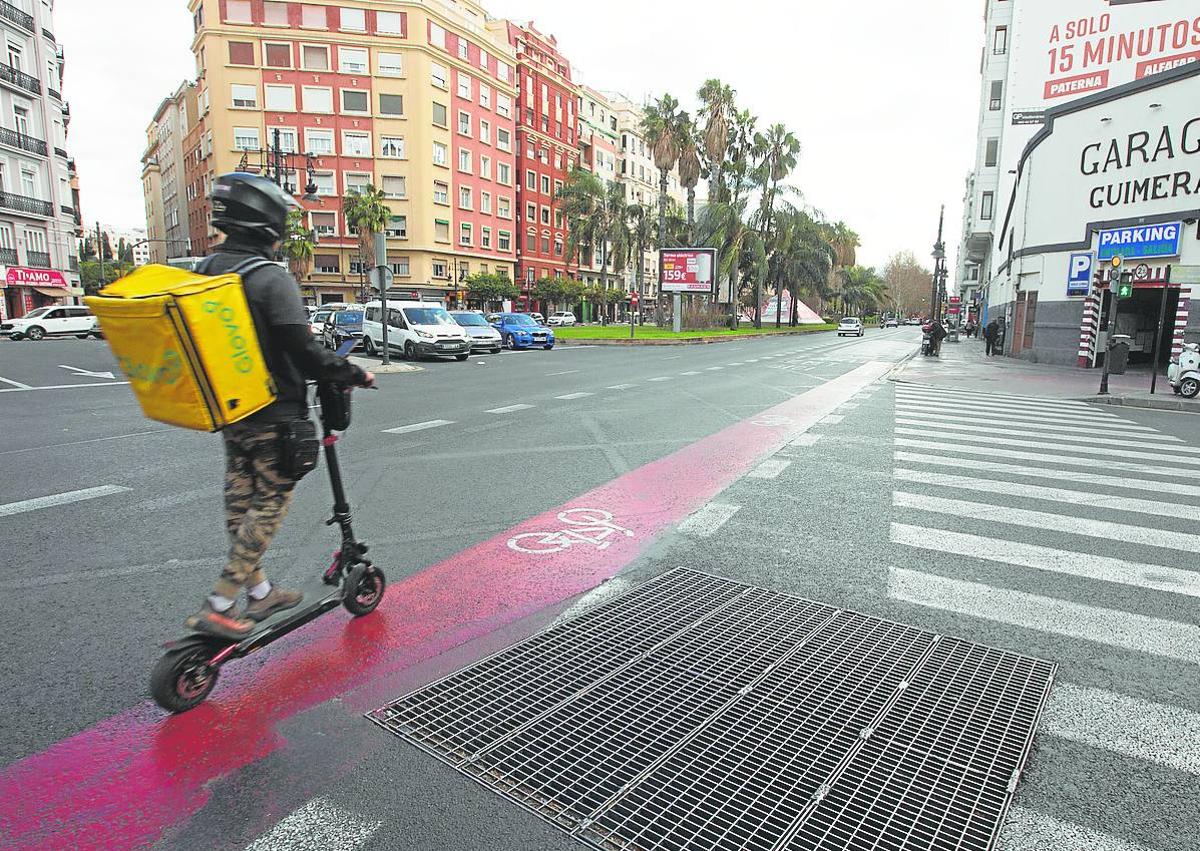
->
<box><xmin>895</xmin><ymin>387</ymin><xmax>1119</xmax><ymax>415</ymax></box>
<box><xmin>895</xmin><ymin>385</ymin><xmax>1099</xmax><ymax>410</ymax></box>
<box><xmin>895</xmin><ymin>427</ymin><xmax>1200</xmax><ymax>466</ymax></box>
<box><xmin>895</xmin><ymin>400</ymin><xmax>1128</xmax><ymax>427</ymax></box>
<box><xmin>894</xmin><ymin>416</ymin><xmax>1189</xmax><ymax>448</ymax></box>
<box><xmin>894</xmin><ymin>437</ymin><xmax>1200</xmax><ymax>480</ymax></box>
<box><xmin>893</xmin><ymin>405</ymin><xmax>1161</xmax><ymax>434</ymax></box>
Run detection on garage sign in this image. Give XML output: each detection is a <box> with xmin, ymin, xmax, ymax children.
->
<box><xmin>1097</xmin><ymin>222</ymin><xmax>1182</xmax><ymax>261</ymax></box>
<box><xmin>1067</xmin><ymin>252</ymin><xmax>1093</xmax><ymax>296</ymax></box>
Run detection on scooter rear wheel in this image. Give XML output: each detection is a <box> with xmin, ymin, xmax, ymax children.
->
<box><xmin>343</xmin><ymin>565</ymin><xmax>386</xmax><ymax>616</ymax></box>
<box><xmin>150</xmin><ymin>640</ymin><xmax>221</xmax><ymax>713</ymax></box>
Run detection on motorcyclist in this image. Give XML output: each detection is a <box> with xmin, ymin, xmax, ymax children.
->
<box><xmin>186</xmin><ymin>173</ymin><xmax>375</xmax><ymax>640</ymax></box>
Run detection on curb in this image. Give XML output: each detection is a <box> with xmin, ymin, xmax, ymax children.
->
<box><xmin>349</xmin><ymin>356</ymin><xmax>423</xmax><ymax>374</ymax></box>
<box><xmin>885</xmin><ymin>348</ymin><xmax>922</xmax><ymax>381</ymax></box>
<box><xmin>557</xmin><ymin>327</ymin><xmax>838</xmax><ymax>347</ymax></box>
<box><xmin>1082</xmin><ymin>394</ymin><xmax>1200</xmax><ymax>414</ymax></box>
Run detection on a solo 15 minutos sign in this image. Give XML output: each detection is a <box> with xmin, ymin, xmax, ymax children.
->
<box><xmin>659</xmin><ymin>248</ymin><xmax>716</xmax><ymax>294</ymax></box>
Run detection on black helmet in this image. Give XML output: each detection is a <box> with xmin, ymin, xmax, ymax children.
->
<box><xmin>211</xmin><ymin>172</ymin><xmax>295</xmax><ymax>242</ymax></box>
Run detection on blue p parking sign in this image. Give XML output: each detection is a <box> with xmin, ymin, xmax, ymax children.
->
<box><xmin>1067</xmin><ymin>252</ymin><xmax>1093</xmax><ymax>297</ymax></box>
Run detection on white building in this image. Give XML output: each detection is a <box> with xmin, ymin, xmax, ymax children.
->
<box><xmin>0</xmin><ymin>0</ymin><xmax>81</xmax><ymax>322</ymax></box>
<box><xmin>99</xmin><ymin>225</ymin><xmax>150</xmax><ymax>267</ymax></box>
<box><xmin>956</xmin><ymin>0</ymin><xmax>1200</xmax><ymax>363</ymax></box>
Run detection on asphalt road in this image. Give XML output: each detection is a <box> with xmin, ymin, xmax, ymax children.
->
<box><xmin>1</xmin><ymin>329</ymin><xmax>1194</xmax><ymax>851</ymax></box>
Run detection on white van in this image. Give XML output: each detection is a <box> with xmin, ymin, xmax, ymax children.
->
<box><xmin>361</xmin><ymin>300</ymin><xmax>471</xmax><ymax>361</ymax></box>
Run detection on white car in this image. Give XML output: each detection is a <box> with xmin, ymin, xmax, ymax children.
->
<box><xmin>530</xmin><ymin>312</ymin><xmax>546</xmax><ymax>325</ymax></box>
<box><xmin>361</xmin><ymin>300</ymin><xmax>471</xmax><ymax>361</ymax></box>
<box><xmin>2</xmin><ymin>305</ymin><xmax>99</xmax><ymax>340</ymax></box>
<box><xmin>309</xmin><ymin>307</ymin><xmax>334</xmax><ymax>336</ymax></box>
<box><xmin>547</xmin><ymin>311</ymin><xmax>577</xmax><ymax>327</ymax></box>
<box><xmin>837</xmin><ymin>317</ymin><xmax>865</xmax><ymax>337</ymax></box>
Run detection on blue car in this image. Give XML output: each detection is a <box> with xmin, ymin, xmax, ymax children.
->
<box><xmin>489</xmin><ymin>313</ymin><xmax>555</xmax><ymax>350</ymax></box>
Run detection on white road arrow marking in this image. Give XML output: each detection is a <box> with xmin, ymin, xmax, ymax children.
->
<box><xmin>58</xmin><ymin>364</ymin><xmax>116</xmax><ymax>380</ymax></box>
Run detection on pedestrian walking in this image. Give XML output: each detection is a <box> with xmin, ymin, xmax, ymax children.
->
<box><xmin>984</xmin><ymin>319</ymin><xmax>1000</xmax><ymax>356</ymax></box>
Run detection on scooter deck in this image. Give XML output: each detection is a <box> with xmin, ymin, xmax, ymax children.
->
<box><xmin>180</xmin><ymin>589</ymin><xmax>345</xmax><ymax>652</ymax></box>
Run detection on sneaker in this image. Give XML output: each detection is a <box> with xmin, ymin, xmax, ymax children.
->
<box><xmin>186</xmin><ymin>602</ymin><xmax>254</xmax><ymax>640</ymax></box>
<box><xmin>243</xmin><ymin>587</ymin><xmax>304</xmax><ymax>622</ymax></box>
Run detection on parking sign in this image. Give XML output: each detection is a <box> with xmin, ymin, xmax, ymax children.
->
<box><xmin>1067</xmin><ymin>252</ymin><xmax>1092</xmax><ymax>297</ymax></box>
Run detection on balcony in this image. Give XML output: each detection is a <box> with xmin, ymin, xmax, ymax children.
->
<box><xmin>26</xmin><ymin>251</ymin><xmax>51</xmax><ymax>268</ymax></box>
<box><xmin>53</xmin><ymin>146</ymin><xmax>66</xmax><ymax>158</ymax></box>
<box><xmin>42</xmin><ymin>27</ymin><xmax>54</xmax><ymax>43</ymax></box>
<box><xmin>0</xmin><ymin>191</ymin><xmax>53</xmax><ymax>217</ymax></box>
<box><xmin>59</xmin><ymin>203</ymin><xmax>73</xmax><ymax>216</ymax></box>
<box><xmin>0</xmin><ymin>63</ymin><xmax>40</xmax><ymax>96</ymax></box>
<box><xmin>965</xmin><ymin>231</ymin><xmax>993</xmax><ymax>264</ymax></box>
<box><xmin>0</xmin><ymin>247</ymin><xmax>16</xmax><ymax>265</ymax></box>
<box><xmin>0</xmin><ymin>1</ymin><xmax>34</xmax><ymax>32</ymax></box>
<box><xmin>47</xmin><ymin>87</ymin><xmax>60</xmax><ymax>101</ymax></box>
<box><xmin>0</xmin><ymin>126</ymin><xmax>47</xmax><ymax>156</ymax></box>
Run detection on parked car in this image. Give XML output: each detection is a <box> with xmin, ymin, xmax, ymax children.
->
<box><xmin>837</xmin><ymin>317</ymin><xmax>865</xmax><ymax>337</ymax></box>
<box><xmin>530</xmin><ymin>312</ymin><xmax>546</xmax><ymax>326</ymax></box>
<box><xmin>309</xmin><ymin>308</ymin><xmax>333</xmax><ymax>336</ymax></box>
<box><xmin>547</xmin><ymin>311</ymin><xmax>577</xmax><ymax>327</ymax></box>
<box><xmin>361</xmin><ymin>300</ymin><xmax>471</xmax><ymax>361</ymax></box>
<box><xmin>490</xmin><ymin>313</ymin><xmax>555</xmax><ymax>349</ymax></box>
<box><xmin>2</xmin><ymin>305</ymin><xmax>100</xmax><ymax>340</ymax></box>
<box><xmin>321</xmin><ymin>309</ymin><xmax>364</xmax><ymax>352</ymax></box>
<box><xmin>450</xmin><ymin>310</ymin><xmax>503</xmax><ymax>354</ymax></box>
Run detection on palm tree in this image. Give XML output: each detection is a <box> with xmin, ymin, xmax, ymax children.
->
<box><xmin>696</xmin><ymin>79</ymin><xmax>735</xmax><ymax>204</ymax></box>
<box><xmin>641</xmin><ymin>93</ymin><xmax>682</xmax><ymax>325</ymax></box>
<box><xmin>281</xmin><ymin>208</ymin><xmax>316</xmax><ymax>285</ymax></box>
<box><xmin>558</xmin><ymin>169</ymin><xmax>629</xmax><ymax>313</ymax></box>
<box><xmin>837</xmin><ymin>266</ymin><xmax>888</xmax><ymax>317</ymax></box>
<box><xmin>751</xmin><ymin>123</ymin><xmax>802</xmax><ymax>328</ymax></box>
<box><xmin>675</xmin><ymin>114</ymin><xmax>702</xmax><ymax>243</ymax></box>
<box><xmin>342</xmin><ymin>184</ymin><xmax>391</xmax><ymax>300</ymax></box>
<box><xmin>626</xmin><ymin>203</ymin><xmax>655</xmax><ymax>320</ymax></box>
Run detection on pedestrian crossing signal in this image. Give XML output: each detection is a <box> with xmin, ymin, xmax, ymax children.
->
<box><xmin>1118</xmin><ymin>282</ymin><xmax>1133</xmax><ymax>298</ymax></box>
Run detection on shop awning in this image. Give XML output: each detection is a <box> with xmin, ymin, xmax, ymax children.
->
<box><xmin>33</xmin><ymin>287</ymin><xmax>68</xmax><ymax>299</ymax></box>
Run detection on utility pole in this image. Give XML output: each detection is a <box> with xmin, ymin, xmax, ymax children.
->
<box><xmin>95</xmin><ymin>222</ymin><xmax>105</xmax><ymax>286</ymax></box>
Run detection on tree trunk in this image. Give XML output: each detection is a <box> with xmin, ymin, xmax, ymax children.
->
<box><xmin>686</xmin><ymin>188</ymin><xmax>695</xmax><ymax>245</ymax></box>
<box><xmin>656</xmin><ymin>170</ymin><xmax>669</xmax><ymax>326</ymax></box>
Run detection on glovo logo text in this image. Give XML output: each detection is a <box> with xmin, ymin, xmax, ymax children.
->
<box><xmin>119</xmin><ymin>349</ymin><xmax>184</xmax><ymax>386</ymax></box>
<box><xmin>203</xmin><ymin>299</ymin><xmax>254</xmax><ymax>374</ymax></box>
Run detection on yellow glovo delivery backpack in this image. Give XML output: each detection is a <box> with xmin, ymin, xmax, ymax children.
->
<box><xmin>86</xmin><ymin>260</ymin><xmax>278</xmax><ymax>431</ymax></box>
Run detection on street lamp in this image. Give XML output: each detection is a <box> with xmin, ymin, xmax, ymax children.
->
<box><xmin>930</xmin><ymin>205</ymin><xmax>947</xmax><ymax>322</ymax></box>
<box><xmin>237</xmin><ymin>129</ymin><xmax>320</xmax><ymax>201</ymax></box>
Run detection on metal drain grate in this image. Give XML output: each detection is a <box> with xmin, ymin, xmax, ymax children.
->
<box><xmin>370</xmin><ymin>569</ymin><xmax>1056</xmax><ymax>851</ymax></box>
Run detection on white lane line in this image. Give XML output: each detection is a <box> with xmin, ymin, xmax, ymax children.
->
<box><xmin>894</xmin><ymin>491</ymin><xmax>1200</xmax><ymax>554</ymax></box>
<box><xmin>0</xmin><ymin>485</ymin><xmax>131</xmax><ymax>519</ymax></box>
<box><xmin>894</xmin><ymin>438</ymin><xmax>1200</xmax><ymax>481</ymax></box>
<box><xmin>748</xmin><ymin>458</ymin><xmax>792</xmax><ymax>479</ymax></box>
<box><xmin>819</xmin><ymin>414</ymin><xmax>844</xmax><ymax>425</ymax></box>
<box><xmin>383</xmin><ymin>419</ymin><xmax>454</xmax><ymax>435</ymax></box>
<box><xmin>705</xmin><ymin>366</ymin><xmax>724</xmax><ymax>371</ymax></box>
<box><xmin>678</xmin><ymin>502</ymin><xmax>741</xmax><ymax>537</ymax></box>
<box><xmin>244</xmin><ymin>797</ymin><xmax>381</xmax><ymax>851</ymax></box>
<box><xmin>546</xmin><ymin>369</ymin><xmax>580</xmax><ymax>376</ymax></box>
<box><xmin>894</xmin><ymin>427</ymin><xmax>1200</xmax><ymax>466</ymax></box>
<box><xmin>894</xmin><ymin>414</ymin><xmax>1183</xmax><ymax>443</ymax></box>
<box><xmin>893</xmin><ymin>405</ymin><xmax>1160</xmax><ymax>434</ymax></box>
<box><xmin>894</xmin><ymin>399</ymin><xmax>1126</xmax><ymax>427</ymax></box>
<box><xmin>555</xmin><ymin>392</ymin><xmax>593</xmax><ymax>400</ymax></box>
<box><xmin>486</xmin><ymin>403</ymin><xmax>535</xmax><ymax>413</ymax></box>
<box><xmin>728</xmin><ymin>362</ymin><xmax>745</xmax><ymax>366</ymax></box>
<box><xmin>0</xmin><ymin>381</ymin><xmax>130</xmax><ymax>393</ymax></box>
<box><xmin>680</xmin><ymin>371</ymin><xmax>701</xmax><ymax>376</ymax></box>
<box><xmin>894</xmin><ymin>451</ymin><xmax>1200</xmax><ymax>498</ymax></box>
<box><xmin>790</xmin><ymin>434</ymin><xmax>822</xmax><ymax>448</ymax></box>
<box><xmin>896</xmin><ymin>385</ymin><xmax>1098</xmax><ymax>410</ymax></box>
<box><xmin>745</xmin><ymin>359</ymin><xmax>760</xmax><ymax>363</ymax></box>
<box><xmin>1001</xmin><ymin>808</ymin><xmax>1153</xmax><ymax>851</ymax></box>
<box><xmin>663</xmin><ymin>355</ymin><xmax>683</xmax><ymax>360</ymax></box>
<box><xmin>895</xmin><ymin>468</ymin><xmax>1197</xmax><ymax>521</ymax></box>
<box><xmin>647</xmin><ymin>377</ymin><xmax>673</xmax><ymax>382</ymax></box>
<box><xmin>0</xmin><ymin>375</ymin><xmax>31</xmax><ymax>389</ymax></box>
<box><xmin>887</xmin><ymin>567</ymin><xmax>1200</xmax><ymax>665</ymax></box>
<box><xmin>606</xmin><ymin>384</ymin><xmax>636</xmax><ymax>391</ymax></box>
<box><xmin>1043</xmin><ymin>683</ymin><xmax>1200</xmax><ymax>776</ymax></box>
<box><xmin>890</xmin><ymin>523</ymin><xmax>1200</xmax><ymax>598</ymax></box>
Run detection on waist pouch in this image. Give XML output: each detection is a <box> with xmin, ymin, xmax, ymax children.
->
<box><xmin>278</xmin><ymin>419</ymin><xmax>320</xmax><ymax>480</ymax></box>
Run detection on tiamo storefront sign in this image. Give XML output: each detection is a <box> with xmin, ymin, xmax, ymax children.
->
<box><xmin>2</xmin><ymin>267</ymin><xmax>68</xmax><ymax>288</ymax></box>
<box><xmin>1081</xmin><ymin>116</ymin><xmax>1200</xmax><ymax>209</ymax></box>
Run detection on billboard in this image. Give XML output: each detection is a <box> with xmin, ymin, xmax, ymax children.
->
<box><xmin>1097</xmin><ymin>222</ymin><xmax>1183</xmax><ymax>260</ymax></box>
<box><xmin>659</xmin><ymin>248</ymin><xmax>715</xmax><ymax>294</ymax></box>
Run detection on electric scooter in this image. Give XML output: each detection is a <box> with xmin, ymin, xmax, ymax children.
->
<box><xmin>1167</xmin><ymin>342</ymin><xmax>1200</xmax><ymax>399</ymax></box>
<box><xmin>150</xmin><ymin>361</ymin><xmax>386</xmax><ymax>713</ymax></box>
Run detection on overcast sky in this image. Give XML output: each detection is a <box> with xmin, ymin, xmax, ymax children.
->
<box><xmin>58</xmin><ymin>0</ymin><xmax>980</xmax><ymax>270</ymax></box>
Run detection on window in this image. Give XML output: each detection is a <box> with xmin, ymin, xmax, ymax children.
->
<box><xmin>526</xmin><ymin>202</ymin><xmax>536</xmax><ymax>222</ymax></box>
<box><xmin>315</xmin><ymin>254</ymin><xmax>339</xmax><ymax>274</ymax></box>
<box><xmin>377</xmin><ymin>11</ymin><xmax>403</xmax><ymax>35</ymax></box>
<box><xmin>479</xmin><ymin>119</ymin><xmax>491</xmax><ymax>144</ymax></box>
<box><xmin>338</xmin><ymin>47</ymin><xmax>368</xmax><ymax>74</ymax></box>
<box><xmin>20</xmin><ymin>168</ymin><xmax>37</xmax><ymax>198</ymax></box>
<box><xmin>433</xmin><ymin>141</ymin><xmax>448</xmax><ymax>166</ymax></box>
<box><xmin>228</xmin><ymin>41</ymin><xmax>254</xmax><ymax>65</ymax></box>
<box><xmin>526</xmin><ymin>170</ymin><xmax>537</xmax><ymax>190</ymax></box>
<box><xmin>382</xmin><ymin>175</ymin><xmax>406</xmax><ymax>198</ymax></box>
<box><xmin>340</xmin><ymin>7</ymin><xmax>365</xmax><ymax>31</ymax></box>
<box><xmin>341</xmin><ymin>89</ymin><xmax>368</xmax><ymax>113</ymax></box>
<box><xmin>432</xmin><ymin>102</ymin><xmax>448</xmax><ymax>127</ymax></box>
<box><xmin>497</xmin><ymin>62</ymin><xmax>511</xmax><ymax>83</ymax></box>
<box><xmin>479</xmin><ymin>156</ymin><xmax>491</xmax><ymax>180</ymax></box>
<box><xmin>272</xmin><ymin>127</ymin><xmax>298</xmax><ymax>152</ymax></box>
<box><xmin>432</xmin><ymin>259</ymin><xmax>448</xmax><ymax>278</ymax></box>
<box><xmin>554</xmin><ymin>238</ymin><xmax>563</xmax><ymax>256</ymax></box>
<box><xmin>431</xmin><ymin>62</ymin><xmax>448</xmax><ymax>88</ymax></box>
<box><xmin>24</xmin><ymin>225</ymin><xmax>46</xmax><ymax>252</ymax></box>
<box><xmin>480</xmin><ymin>227</ymin><xmax>492</xmax><ymax>249</ymax></box>
<box><xmin>459</xmin><ymin>186</ymin><xmax>472</xmax><ymax>209</ymax></box>
<box><xmin>554</xmin><ymin>153</ymin><xmax>561</xmax><ymax>170</ymax></box>
<box><xmin>540</xmin><ymin>175</ymin><xmax>550</xmax><ymax>194</ymax></box>
<box><xmin>497</xmin><ymin>162</ymin><xmax>511</xmax><ymax>185</ymax></box>
<box><xmin>526</xmin><ymin>233</ymin><xmax>536</xmax><ymax>252</ymax></box>
<box><xmin>264</xmin><ymin>84</ymin><xmax>295</xmax><ymax>111</ymax></box>
<box><xmin>380</xmin><ymin>135</ymin><xmax>405</xmax><ymax>158</ymax></box>
<box><xmin>554</xmin><ymin>210</ymin><xmax>562</xmax><ymax>229</ymax></box>
<box><xmin>540</xmin><ymin>206</ymin><xmax>550</xmax><ymax>225</ymax></box>
<box><xmin>460</xmin><ymin>223</ymin><xmax>472</xmax><ymax>245</ymax></box>
<box><xmin>301</xmin><ymin>4</ymin><xmax>326</xmax><ymax>27</ymax></box>
<box><xmin>541</xmin><ymin>236</ymin><xmax>550</xmax><ymax>253</ymax></box>
<box><xmin>553</xmin><ymin>180</ymin><xmax>562</xmax><ymax>197</ymax></box>
<box><xmin>342</xmin><ymin>131</ymin><xmax>370</xmax><ymax>157</ymax></box>
<box><xmin>429</xmin><ymin>22</ymin><xmax>446</xmax><ymax>49</ymax></box>
<box><xmin>458</xmin><ymin>40</ymin><xmax>469</xmax><ymax>61</ymax></box>
<box><xmin>311</xmin><ymin>211</ymin><xmax>337</xmax><ymax>236</ymax></box>
<box><xmin>458</xmin><ymin>111</ymin><xmax>471</xmax><ymax>135</ymax></box>
<box><xmin>305</xmin><ymin>127</ymin><xmax>334</xmax><ymax>154</ymax></box>
<box><xmin>302</xmin><ymin>44</ymin><xmax>330</xmax><ymax>71</ymax></box>
<box><xmin>498</xmin><ymin>231</ymin><xmax>511</xmax><ymax>251</ymax></box>
<box><xmin>989</xmin><ymin>80</ymin><xmax>1003</xmax><ymax>111</ymax></box>
<box><xmin>435</xmin><ymin>220</ymin><xmax>450</xmax><ymax>242</ymax></box>
<box><xmin>344</xmin><ymin>173</ymin><xmax>369</xmax><ymax>194</ymax></box>
<box><xmin>480</xmin><ymin>192</ymin><xmax>491</xmax><ymax>214</ymax></box>
<box><xmin>380</xmin><ymin>93</ymin><xmax>403</xmax><ymax>116</ymax></box>
<box><xmin>378</xmin><ymin>52</ymin><xmax>402</xmax><ymax>76</ymax></box>
<box><xmin>458</xmin><ymin>149</ymin><xmax>472</xmax><ymax>172</ymax></box>
<box><xmin>498</xmin><ymin>197</ymin><xmax>510</xmax><ymax>219</ymax></box>
<box><xmin>433</xmin><ymin>181</ymin><xmax>449</xmax><ymax>204</ymax></box>
<box><xmin>496</xmin><ymin>127</ymin><xmax>511</xmax><ymax>152</ymax></box>
<box><xmin>233</xmin><ymin>127</ymin><xmax>259</xmax><ymax>150</ymax></box>
<box><xmin>385</xmin><ymin>215</ymin><xmax>407</xmax><ymax>238</ymax></box>
<box><xmin>496</xmin><ymin>93</ymin><xmax>512</xmax><ymax>118</ymax></box>
<box><xmin>225</xmin><ymin>0</ymin><xmax>251</xmax><ymax>23</ymax></box>
<box><xmin>993</xmin><ymin>26</ymin><xmax>1008</xmax><ymax>55</ymax></box>
<box><xmin>264</xmin><ymin>1</ymin><xmax>288</xmax><ymax>25</ymax></box>
<box><xmin>457</xmin><ymin>73</ymin><xmax>471</xmax><ymax>99</ymax></box>
<box><xmin>980</xmin><ymin>191</ymin><xmax>995</xmax><ymax>221</ymax></box>
<box><xmin>0</xmin><ymin>223</ymin><xmax>12</xmax><ymax>250</ymax></box>
<box><xmin>539</xmin><ymin>148</ymin><xmax>549</xmax><ymax>165</ymax></box>
<box><xmin>984</xmin><ymin>138</ymin><xmax>999</xmax><ymax>168</ymax></box>
<box><xmin>392</xmin><ymin>257</ymin><xmax>410</xmax><ymax>276</ymax></box>
<box><xmin>231</xmin><ymin>84</ymin><xmax>257</xmax><ymax>108</ymax></box>
<box><xmin>313</xmin><ymin>172</ymin><xmax>335</xmax><ymax>196</ymax></box>
<box><xmin>264</xmin><ymin>43</ymin><xmax>292</xmax><ymax>68</ymax></box>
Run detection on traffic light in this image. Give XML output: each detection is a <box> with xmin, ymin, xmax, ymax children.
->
<box><xmin>1118</xmin><ymin>272</ymin><xmax>1133</xmax><ymax>299</ymax></box>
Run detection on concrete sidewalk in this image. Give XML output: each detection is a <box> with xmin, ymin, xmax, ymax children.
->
<box><xmin>896</xmin><ymin>336</ymin><xmax>1198</xmax><ymax>412</ymax></box>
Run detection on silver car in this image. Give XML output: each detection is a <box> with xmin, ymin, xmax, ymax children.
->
<box><xmin>450</xmin><ymin>310</ymin><xmax>503</xmax><ymax>354</ymax></box>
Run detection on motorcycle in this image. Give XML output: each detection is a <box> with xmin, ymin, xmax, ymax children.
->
<box><xmin>1167</xmin><ymin>342</ymin><xmax>1200</xmax><ymax>399</ymax></box>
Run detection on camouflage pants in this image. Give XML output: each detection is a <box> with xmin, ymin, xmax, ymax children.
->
<box><xmin>214</xmin><ymin>422</ymin><xmax>298</xmax><ymax>599</ymax></box>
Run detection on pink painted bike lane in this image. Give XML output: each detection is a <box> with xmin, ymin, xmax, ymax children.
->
<box><xmin>0</xmin><ymin>361</ymin><xmax>890</xmax><ymax>851</ymax></box>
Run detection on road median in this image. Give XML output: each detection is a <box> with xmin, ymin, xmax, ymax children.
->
<box><xmin>556</xmin><ymin>325</ymin><xmax>838</xmax><ymax>346</ymax></box>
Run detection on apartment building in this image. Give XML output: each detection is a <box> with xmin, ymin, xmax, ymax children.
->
<box><xmin>141</xmin><ymin>81</ymin><xmax>197</xmax><ymax>264</ymax></box>
<box><xmin>181</xmin><ymin>0</ymin><xmax>518</xmax><ymax>305</ymax></box>
<box><xmin>0</xmin><ymin>0</ymin><xmax>81</xmax><ymax>322</ymax></box>
<box><xmin>575</xmin><ymin>83</ymin><xmax>619</xmax><ymax>291</ymax></box>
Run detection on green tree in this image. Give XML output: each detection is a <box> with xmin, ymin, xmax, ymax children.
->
<box><xmin>281</xmin><ymin>208</ymin><xmax>316</xmax><ymax>284</ymax></box>
<box><xmin>100</xmin><ymin>232</ymin><xmax>114</xmax><ymax>262</ymax></box>
<box><xmin>837</xmin><ymin>265</ymin><xmax>889</xmax><ymax>317</ymax></box>
<box><xmin>751</xmin><ymin>123</ymin><xmax>802</xmax><ymax>328</ymax></box>
<box><xmin>342</xmin><ymin>184</ymin><xmax>391</xmax><ymax>298</ymax></box>
<box><xmin>466</xmin><ymin>272</ymin><xmax>519</xmax><ymax>309</ymax></box>
<box><xmin>557</xmin><ymin>168</ymin><xmax>629</xmax><ymax>300</ymax></box>
<box><xmin>80</xmin><ymin>259</ymin><xmax>134</xmax><ymax>295</ymax></box>
<box><xmin>675</xmin><ymin>114</ymin><xmax>702</xmax><ymax>243</ymax></box>
<box><xmin>641</xmin><ymin>93</ymin><xmax>682</xmax><ymax>324</ymax></box>
<box><xmin>626</xmin><ymin>203</ymin><xmax>655</xmax><ymax>317</ymax></box>
<box><xmin>696</xmin><ymin>79</ymin><xmax>736</xmax><ymax>205</ymax></box>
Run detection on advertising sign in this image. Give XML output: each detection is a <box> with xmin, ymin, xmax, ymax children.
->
<box><xmin>1067</xmin><ymin>252</ymin><xmax>1094</xmax><ymax>295</ymax></box>
<box><xmin>1096</xmin><ymin>222</ymin><xmax>1182</xmax><ymax>260</ymax></box>
<box><xmin>4</xmin><ymin>267</ymin><xmax>68</xmax><ymax>288</ymax></box>
<box><xmin>659</xmin><ymin>248</ymin><xmax>716</xmax><ymax>294</ymax></box>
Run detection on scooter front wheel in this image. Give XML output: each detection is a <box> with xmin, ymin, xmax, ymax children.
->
<box><xmin>343</xmin><ymin>565</ymin><xmax>386</xmax><ymax>617</ymax></box>
<box><xmin>150</xmin><ymin>639</ymin><xmax>221</xmax><ymax>713</ymax></box>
